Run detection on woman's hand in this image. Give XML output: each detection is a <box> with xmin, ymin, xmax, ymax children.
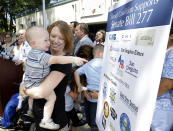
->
<box><xmin>25</xmin><ymin>71</ymin><xmax>65</xmax><ymax>99</ymax></box>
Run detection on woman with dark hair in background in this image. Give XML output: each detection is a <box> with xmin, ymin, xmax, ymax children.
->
<box><xmin>75</xmin><ymin>45</ymin><xmax>93</xmax><ymax>61</ymax></box>
<box><xmin>94</xmin><ymin>30</ymin><xmax>105</xmax><ymax>46</ymax></box>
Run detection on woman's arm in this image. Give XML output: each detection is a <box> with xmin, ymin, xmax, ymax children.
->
<box><xmin>25</xmin><ymin>71</ymin><xmax>65</xmax><ymax>98</ymax></box>
<box><xmin>158</xmin><ymin>78</ymin><xmax>173</xmax><ymax>96</ymax></box>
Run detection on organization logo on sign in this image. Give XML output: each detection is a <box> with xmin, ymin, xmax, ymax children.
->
<box><xmin>120</xmin><ymin>113</ymin><xmax>131</xmax><ymax>131</ymax></box>
<box><xmin>125</xmin><ymin>60</ymin><xmax>139</xmax><ymax>78</ymax></box>
<box><xmin>122</xmin><ymin>34</ymin><xmax>132</xmax><ymax>41</ymax></box>
<box><xmin>109</xmin><ymin>88</ymin><xmax>116</xmax><ymax>103</ymax></box>
<box><xmin>110</xmin><ymin>107</ymin><xmax>117</xmax><ymax>120</ymax></box>
<box><xmin>118</xmin><ymin>55</ymin><xmax>124</xmax><ymax>69</ymax></box>
<box><xmin>136</xmin><ymin>29</ymin><xmax>155</xmax><ymax>46</ymax></box>
<box><xmin>109</xmin><ymin>122</ymin><xmax>115</xmax><ymax>131</ymax></box>
<box><xmin>109</xmin><ymin>46</ymin><xmax>119</xmax><ymax>65</ymax></box>
<box><xmin>104</xmin><ymin>101</ymin><xmax>109</xmax><ymax>118</ymax></box>
<box><xmin>117</xmin><ymin>55</ymin><xmax>125</xmax><ymax>77</ymax></box>
<box><xmin>102</xmin><ymin>115</ymin><xmax>106</xmax><ymax>129</ymax></box>
<box><xmin>110</xmin><ymin>44</ymin><xmax>120</xmax><ymax>52</ymax></box>
<box><xmin>103</xmin><ymin>82</ymin><xmax>107</xmax><ymax>98</ymax></box>
<box><xmin>109</xmin><ymin>34</ymin><xmax>116</xmax><ymax>41</ymax></box>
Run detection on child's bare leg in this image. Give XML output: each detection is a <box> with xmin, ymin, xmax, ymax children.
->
<box><xmin>43</xmin><ymin>91</ymin><xmax>56</xmax><ymax>121</ymax></box>
<box><xmin>39</xmin><ymin>91</ymin><xmax>59</xmax><ymax>130</ymax></box>
<box><xmin>26</xmin><ymin>82</ymin><xmax>57</xmax><ymax>99</ymax></box>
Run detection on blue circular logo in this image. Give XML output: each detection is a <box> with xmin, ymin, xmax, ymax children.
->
<box><xmin>120</xmin><ymin>113</ymin><xmax>131</xmax><ymax>131</ymax></box>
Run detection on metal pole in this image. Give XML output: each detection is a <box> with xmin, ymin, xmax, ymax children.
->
<box><xmin>42</xmin><ymin>0</ymin><xmax>47</xmax><ymax>29</ymax></box>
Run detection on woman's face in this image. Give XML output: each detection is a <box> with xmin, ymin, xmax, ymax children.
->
<box><xmin>95</xmin><ymin>31</ymin><xmax>103</xmax><ymax>42</ymax></box>
<box><xmin>49</xmin><ymin>26</ymin><xmax>65</xmax><ymax>53</ymax></box>
<box><xmin>17</xmin><ymin>38</ymin><xmax>23</xmax><ymax>45</ymax></box>
<box><xmin>5</xmin><ymin>35</ymin><xmax>12</xmax><ymax>43</ymax></box>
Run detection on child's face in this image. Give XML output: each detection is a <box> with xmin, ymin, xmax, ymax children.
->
<box><xmin>34</xmin><ymin>31</ymin><xmax>50</xmax><ymax>51</ymax></box>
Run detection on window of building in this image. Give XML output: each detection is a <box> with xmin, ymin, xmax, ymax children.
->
<box><xmin>31</xmin><ymin>21</ymin><xmax>36</xmax><ymax>26</ymax></box>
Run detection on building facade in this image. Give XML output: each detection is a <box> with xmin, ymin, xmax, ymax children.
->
<box><xmin>15</xmin><ymin>0</ymin><xmax>119</xmax><ymax>34</ymax></box>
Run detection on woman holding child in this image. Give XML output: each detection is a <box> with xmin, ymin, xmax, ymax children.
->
<box><xmin>22</xmin><ymin>20</ymin><xmax>75</xmax><ymax>131</ymax></box>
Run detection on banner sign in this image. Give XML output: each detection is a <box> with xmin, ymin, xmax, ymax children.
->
<box><xmin>96</xmin><ymin>0</ymin><xmax>173</xmax><ymax>131</ymax></box>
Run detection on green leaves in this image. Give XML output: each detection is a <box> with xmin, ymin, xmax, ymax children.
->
<box><xmin>0</xmin><ymin>0</ymin><xmax>50</xmax><ymax>32</ymax></box>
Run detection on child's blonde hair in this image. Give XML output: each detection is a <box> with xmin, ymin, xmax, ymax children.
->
<box><xmin>25</xmin><ymin>26</ymin><xmax>46</xmax><ymax>44</ymax></box>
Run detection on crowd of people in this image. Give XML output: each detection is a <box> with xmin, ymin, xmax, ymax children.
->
<box><xmin>0</xmin><ymin>21</ymin><xmax>105</xmax><ymax>131</ymax></box>
<box><xmin>0</xmin><ymin>19</ymin><xmax>173</xmax><ymax>131</ymax></box>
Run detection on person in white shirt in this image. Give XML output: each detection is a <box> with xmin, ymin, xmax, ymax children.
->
<box><xmin>12</xmin><ymin>34</ymin><xmax>23</xmax><ymax>61</ymax></box>
<box><xmin>15</xmin><ymin>29</ymin><xmax>31</xmax><ymax>65</ymax></box>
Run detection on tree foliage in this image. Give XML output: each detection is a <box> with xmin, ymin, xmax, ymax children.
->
<box><xmin>0</xmin><ymin>0</ymin><xmax>50</xmax><ymax>33</ymax></box>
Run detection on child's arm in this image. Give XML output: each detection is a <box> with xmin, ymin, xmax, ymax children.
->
<box><xmin>48</xmin><ymin>56</ymin><xmax>87</xmax><ymax>66</ymax></box>
<box><xmin>74</xmin><ymin>71</ymin><xmax>82</xmax><ymax>90</ymax></box>
<box><xmin>67</xmin><ymin>91</ymin><xmax>78</xmax><ymax>99</ymax></box>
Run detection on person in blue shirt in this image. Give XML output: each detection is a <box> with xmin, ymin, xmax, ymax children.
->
<box><xmin>74</xmin><ymin>44</ymin><xmax>104</xmax><ymax>130</ymax></box>
<box><xmin>151</xmin><ymin>31</ymin><xmax>173</xmax><ymax>131</ymax></box>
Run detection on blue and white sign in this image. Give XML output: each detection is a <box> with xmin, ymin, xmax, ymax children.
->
<box><xmin>96</xmin><ymin>0</ymin><xmax>173</xmax><ymax>131</ymax></box>
<box><xmin>107</xmin><ymin>0</ymin><xmax>173</xmax><ymax>31</ymax></box>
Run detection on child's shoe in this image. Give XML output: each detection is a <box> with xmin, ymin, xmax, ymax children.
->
<box><xmin>39</xmin><ymin>119</ymin><xmax>60</xmax><ymax>130</ymax></box>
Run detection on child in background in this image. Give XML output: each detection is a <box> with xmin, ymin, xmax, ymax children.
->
<box><xmin>23</xmin><ymin>26</ymin><xmax>87</xmax><ymax>130</ymax></box>
<box><xmin>65</xmin><ymin>67</ymin><xmax>80</xmax><ymax>131</ymax></box>
<box><xmin>65</xmin><ymin>67</ymin><xmax>89</xmax><ymax>131</ymax></box>
<box><xmin>75</xmin><ymin>45</ymin><xmax>93</xmax><ymax>124</ymax></box>
<box><xmin>74</xmin><ymin>44</ymin><xmax>104</xmax><ymax>130</ymax></box>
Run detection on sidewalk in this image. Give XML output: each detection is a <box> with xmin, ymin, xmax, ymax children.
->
<box><xmin>0</xmin><ymin>124</ymin><xmax>91</xmax><ymax>131</ymax></box>
<box><xmin>77</xmin><ymin>123</ymin><xmax>91</xmax><ymax>131</ymax></box>
<box><xmin>0</xmin><ymin>116</ymin><xmax>92</xmax><ymax>131</ymax></box>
